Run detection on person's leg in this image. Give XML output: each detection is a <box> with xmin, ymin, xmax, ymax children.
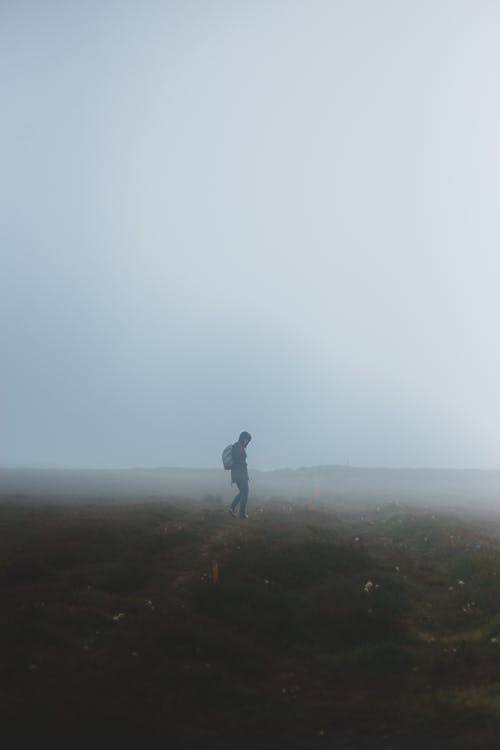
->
<box><xmin>238</xmin><ymin>480</ymin><xmax>249</xmax><ymax>518</ymax></box>
<box><xmin>231</xmin><ymin>487</ymin><xmax>241</xmax><ymax>512</ymax></box>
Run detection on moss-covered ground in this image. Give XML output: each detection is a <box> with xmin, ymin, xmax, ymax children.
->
<box><xmin>2</xmin><ymin>497</ymin><xmax>500</xmax><ymax>748</ymax></box>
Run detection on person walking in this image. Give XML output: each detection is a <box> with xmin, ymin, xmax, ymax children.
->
<box><xmin>229</xmin><ymin>431</ymin><xmax>252</xmax><ymax>519</ymax></box>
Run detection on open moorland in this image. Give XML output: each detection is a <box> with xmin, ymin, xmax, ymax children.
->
<box><xmin>3</xmin><ymin>495</ymin><xmax>500</xmax><ymax>749</ymax></box>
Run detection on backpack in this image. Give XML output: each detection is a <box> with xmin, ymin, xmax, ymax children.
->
<box><xmin>222</xmin><ymin>444</ymin><xmax>234</xmax><ymax>470</ymax></box>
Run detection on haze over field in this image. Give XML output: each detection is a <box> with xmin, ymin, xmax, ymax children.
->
<box><xmin>2</xmin><ymin>1</ymin><xmax>500</xmax><ymax>471</ymax></box>
<box><xmin>3</xmin><ymin>466</ymin><xmax>500</xmax><ymax>515</ymax></box>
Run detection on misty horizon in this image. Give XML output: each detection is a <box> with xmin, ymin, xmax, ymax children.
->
<box><xmin>3</xmin><ymin>461</ymin><xmax>500</xmax><ymax>474</ymax></box>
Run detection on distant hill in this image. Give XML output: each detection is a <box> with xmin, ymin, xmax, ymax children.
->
<box><xmin>1</xmin><ymin>465</ymin><xmax>500</xmax><ymax>511</ymax></box>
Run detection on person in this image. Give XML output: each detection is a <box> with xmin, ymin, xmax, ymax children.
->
<box><xmin>229</xmin><ymin>431</ymin><xmax>252</xmax><ymax>519</ymax></box>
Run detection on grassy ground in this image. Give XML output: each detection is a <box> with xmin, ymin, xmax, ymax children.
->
<box><xmin>2</xmin><ymin>496</ymin><xmax>500</xmax><ymax>749</ymax></box>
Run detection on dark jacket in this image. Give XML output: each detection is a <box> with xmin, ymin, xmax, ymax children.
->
<box><xmin>231</xmin><ymin>441</ymin><xmax>249</xmax><ymax>484</ymax></box>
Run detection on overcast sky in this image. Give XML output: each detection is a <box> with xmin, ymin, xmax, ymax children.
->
<box><xmin>2</xmin><ymin>0</ymin><xmax>500</xmax><ymax>471</ymax></box>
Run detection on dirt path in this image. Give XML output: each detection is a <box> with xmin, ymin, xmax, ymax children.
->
<box><xmin>171</xmin><ymin>520</ymin><xmax>237</xmax><ymax>592</ymax></box>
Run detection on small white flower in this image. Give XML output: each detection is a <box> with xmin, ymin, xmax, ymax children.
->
<box><xmin>112</xmin><ymin>612</ymin><xmax>126</xmax><ymax>621</ymax></box>
<box><xmin>363</xmin><ymin>581</ymin><xmax>373</xmax><ymax>593</ymax></box>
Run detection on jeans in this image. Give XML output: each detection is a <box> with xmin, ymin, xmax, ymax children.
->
<box><xmin>231</xmin><ymin>479</ymin><xmax>249</xmax><ymax>517</ymax></box>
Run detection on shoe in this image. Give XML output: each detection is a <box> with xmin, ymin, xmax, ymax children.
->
<box><xmin>239</xmin><ymin>513</ymin><xmax>249</xmax><ymax>519</ymax></box>
<box><xmin>228</xmin><ymin>508</ymin><xmax>237</xmax><ymax>517</ymax></box>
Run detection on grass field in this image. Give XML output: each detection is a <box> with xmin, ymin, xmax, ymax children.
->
<box><xmin>2</xmin><ymin>496</ymin><xmax>500</xmax><ymax>749</ymax></box>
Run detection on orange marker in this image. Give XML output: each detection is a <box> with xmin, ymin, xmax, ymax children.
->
<box><xmin>211</xmin><ymin>560</ymin><xmax>219</xmax><ymax>585</ymax></box>
<box><xmin>307</xmin><ymin>497</ymin><xmax>312</xmax><ymax>512</ymax></box>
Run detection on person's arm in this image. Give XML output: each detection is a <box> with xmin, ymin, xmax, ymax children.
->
<box><xmin>232</xmin><ymin>443</ymin><xmax>249</xmax><ymax>479</ymax></box>
<box><xmin>232</xmin><ymin>443</ymin><xmax>244</xmax><ymax>466</ymax></box>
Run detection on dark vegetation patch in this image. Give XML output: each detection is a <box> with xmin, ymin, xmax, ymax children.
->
<box><xmin>2</xmin><ymin>499</ymin><xmax>500</xmax><ymax>749</ymax></box>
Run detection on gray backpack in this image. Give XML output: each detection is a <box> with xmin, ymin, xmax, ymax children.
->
<box><xmin>222</xmin><ymin>444</ymin><xmax>234</xmax><ymax>470</ymax></box>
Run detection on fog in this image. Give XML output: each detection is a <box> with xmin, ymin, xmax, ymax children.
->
<box><xmin>2</xmin><ymin>1</ymin><xmax>500</xmax><ymax>471</ymax></box>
